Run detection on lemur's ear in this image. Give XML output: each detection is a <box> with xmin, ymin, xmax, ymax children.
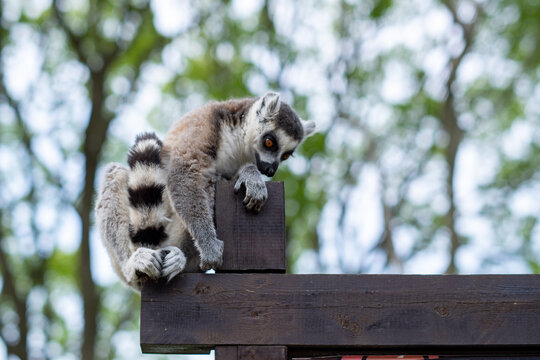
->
<box><xmin>302</xmin><ymin>120</ymin><xmax>317</xmax><ymax>138</ymax></box>
<box><xmin>258</xmin><ymin>91</ymin><xmax>280</xmax><ymax>120</ymax></box>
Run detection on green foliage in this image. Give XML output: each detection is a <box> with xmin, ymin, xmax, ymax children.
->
<box><xmin>370</xmin><ymin>0</ymin><xmax>394</xmax><ymax>19</ymax></box>
<box><xmin>47</xmin><ymin>250</ymin><xmax>78</xmax><ymax>285</ymax></box>
<box><xmin>1</xmin><ymin>0</ymin><xmax>540</xmax><ymax>359</ymax></box>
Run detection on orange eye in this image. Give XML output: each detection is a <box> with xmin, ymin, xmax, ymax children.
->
<box><xmin>282</xmin><ymin>153</ymin><xmax>291</xmax><ymax>160</ymax></box>
<box><xmin>264</xmin><ymin>138</ymin><xmax>274</xmax><ymax>148</ymax></box>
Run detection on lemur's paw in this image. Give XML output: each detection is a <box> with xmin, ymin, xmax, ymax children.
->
<box><xmin>160</xmin><ymin>246</ymin><xmax>186</xmax><ymax>282</ymax></box>
<box><xmin>234</xmin><ymin>172</ymin><xmax>268</xmax><ymax>213</ymax></box>
<box><xmin>123</xmin><ymin>247</ymin><xmax>162</xmax><ymax>282</ymax></box>
<box><xmin>199</xmin><ymin>238</ymin><xmax>224</xmax><ymax>271</ymax></box>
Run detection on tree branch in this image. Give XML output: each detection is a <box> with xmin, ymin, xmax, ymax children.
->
<box><xmin>0</xmin><ymin>210</ymin><xmax>28</xmax><ymax>360</ymax></box>
<box><xmin>440</xmin><ymin>0</ymin><xmax>482</xmax><ymax>274</ymax></box>
<box><xmin>52</xmin><ymin>3</ymin><xmax>87</xmax><ymax>66</ymax></box>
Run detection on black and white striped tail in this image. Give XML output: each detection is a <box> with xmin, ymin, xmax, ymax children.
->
<box><xmin>127</xmin><ymin>132</ymin><xmax>168</xmax><ymax>247</ymax></box>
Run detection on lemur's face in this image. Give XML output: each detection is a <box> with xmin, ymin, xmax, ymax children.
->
<box><xmin>250</xmin><ymin>91</ymin><xmax>316</xmax><ymax>177</ymax></box>
<box><xmin>254</xmin><ymin>129</ymin><xmax>299</xmax><ymax>177</ymax></box>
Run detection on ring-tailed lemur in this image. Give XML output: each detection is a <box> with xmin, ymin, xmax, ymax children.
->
<box><xmin>95</xmin><ymin>91</ymin><xmax>316</xmax><ymax>291</ymax></box>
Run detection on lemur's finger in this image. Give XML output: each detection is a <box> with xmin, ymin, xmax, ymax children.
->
<box><xmin>147</xmin><ymin>266</ymin><xmax>161</xmax><ymax>280</ymax></box>
<box><xmin>234</xmin><ymin>179</ymin><xmax>243</xmax><ymax>193</ymax></box>
<box><xmin>246</xmin><ymin>198</ymin><xmax>259</xmax><ymax>210</ymax></box>
<box><xmin>139</xmin><ymin>260</ymin><xmax>160</xmax><ymax>280</ymax></box>
<box><xmin>163</xmin><ymin>263</ymin><xmax>184</xmax><ymax>282</ymax></box>
<box><xmin>132</xmin><ymin>248</ymin><xmax>163</xmax><ymax>280</ymax></box>
<box><xmin>146</xmin><ymin>256</ymin><xmax>162</xmax><ymax>278</ymax></box>
<box><xmin>161</xmin><ymin>247</ymin><xmax>186</xmax><ymax>281</ymax></box>
<box><xmin>166</xmin><ymin>269</ymin><xmax>182</xmax><ymax>283</ymax></box>
<box><xmin>150</xmin><ymin>252</ymin><xmax>162</xmax><ymax>267</ymax></box>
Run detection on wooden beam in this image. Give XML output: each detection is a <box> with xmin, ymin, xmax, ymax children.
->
<box><xmin>140</xmin><ymin>274</ymin><xmax>540</xmax><ymax>354</ymax></box>
<box><xmin>215</xmin><ymin>181</ymin><xmax>286</xmax><ymax>273</ymax></box>
<box><xmin>238</xmin><ymin>346</ymin><xmax>287</xmax><ymax>360</ymax></box>
<box><xmin>215</xmin><ymin>346</ymin><xmax>238</xmax><ymax>360</ymax></box>
<box><xmin>215</xmin><ymin>346</ymin><xmax>287</xmax><ymax>360</ymax></box>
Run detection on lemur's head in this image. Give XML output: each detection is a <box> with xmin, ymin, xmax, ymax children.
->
<box><xmin>248</xmin><ymin>91</ymin><xmax>316</xmax><ymax>177</ymax></box>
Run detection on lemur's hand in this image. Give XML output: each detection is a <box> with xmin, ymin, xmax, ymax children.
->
<box><xmin>234</xmin><ymin>164</ymin><xmax>268</xmax><ymax>213</ymax></box>
<box><xmin>123</xmin><ymin>247</ymin><xmax>162</xmax><ymax>282</ymax></box>
<box><xmin>199</xmin><ymin>237</ymin><xmax>224</xmax><ymax>271</ymax></box>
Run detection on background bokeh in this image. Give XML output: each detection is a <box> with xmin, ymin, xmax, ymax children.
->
<box><xmin>1</xmin><ymin>0</ymin><xmax>539</xmax><ymax>359</ymax></box>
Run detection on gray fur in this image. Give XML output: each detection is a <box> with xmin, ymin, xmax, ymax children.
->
<box><xmin>124</xmin><ymin>247</ymin><xmax>162</xmax><ymax>281</ymax></box>
<box><xmin>160</xmin><ymin>246</ymin><xmax>187</xmax><ymax>281</ymax></box>
<box><xmin>166</xmin><ymin>157</ymin><xmax>224</xmax><ymax>271</ymax></box>
<box><xmin>257</xmin><ymin>91</ymin><xmax>280</xmax><ymax>120</ymax></box>
<box><xmin>96</xmin><ymin>162</ymin><xmax>188</xmax><ymax>291</ymax></box>
<box><xmin>95</xmin><ymin>91</ymin><xmax>316</xmax><ymax>291</ymax></box>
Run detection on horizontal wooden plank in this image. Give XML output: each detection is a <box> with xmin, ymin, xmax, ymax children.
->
<box><xmin>215</xmin><ymin>181</ymin><xmax>286</xmax><ymax>273</ymax></box>
<box><xmin>140</xmin><ymin>274</ymin><xmax>540</xmax><ymax>354</ymax></box>
<box><xmin>290</xmin><ymin>356</ymin><xmax>540</xmax><ymax>360</ymax></box>
<box><xmin>288</xmin><ymin>349</ymin><xmax>540</xmax><ymax>358</ymax></box>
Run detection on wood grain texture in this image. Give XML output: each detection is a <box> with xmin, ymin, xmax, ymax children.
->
<box><xmin>140</xmin><ymin>274</ymin><xmax>540</xmax><ymax>354</ymax></box>
<box><xmin>215</xmin><ymin>346</ymin><xmax>287</xmax><ymax>360</ymax></box>
<box><xmin>238</xmin><ymin>346</ymin><xmax>287</xmax><ymax>360</ymax></box>
<box><xmin>215</xmin><ymin>181</ymin><xmax>286</xmax><ymax>272</ymax></box>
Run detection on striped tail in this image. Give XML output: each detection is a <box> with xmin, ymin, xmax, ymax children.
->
<box><xmin>126</xmin><ymin>132</ymin><xmax>169</xmax><ymax>247</ymax></box>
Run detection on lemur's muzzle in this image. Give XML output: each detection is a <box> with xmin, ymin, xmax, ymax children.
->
<box><xmin>256</xmin><ymin>156</ymin><xmax>279</xmax><ymax>177</ymax></box>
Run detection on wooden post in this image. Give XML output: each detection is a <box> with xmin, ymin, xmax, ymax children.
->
<box><xmin>215</xmin><ymin>181</ymin><xmax>286</xmax><ymax>273</ymax></box>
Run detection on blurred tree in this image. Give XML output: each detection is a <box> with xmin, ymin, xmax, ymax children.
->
<box><xmin>1</xmin><ymin>0</ymin><xmax>539</xmax><ymax>359</ymax></box>
<box><xmin>0</xmin><ymin>0</ymin><xmax>203</xmax><ymax>358</ymax></box>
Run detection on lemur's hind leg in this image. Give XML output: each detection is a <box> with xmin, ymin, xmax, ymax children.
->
<box><xmin>95</xmin><ymin>163</ymin><xmax>162</xmax><ymax>291</ymax></box>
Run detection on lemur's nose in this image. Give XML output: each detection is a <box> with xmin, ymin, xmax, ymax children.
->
<box><xmin>264</xmin><ymin>162</ymin><xmax>279</xmax><ymax>177</ymax></box>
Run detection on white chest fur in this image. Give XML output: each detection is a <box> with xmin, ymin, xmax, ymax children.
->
<box><xmin>214</xmin><ymin>125</ymin><xmax>254</xmax><ymax>179</ymax></box>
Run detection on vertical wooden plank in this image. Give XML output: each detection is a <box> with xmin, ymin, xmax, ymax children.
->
<box><xmin>215</xmin><ymin>346</ymin><xmax>238</xmax><ymax>360</ymax></box>
<box><xmin>238</xmin><ymin>346</ymin><xmax>287</xmax><ymax>360</ymax></box>
<box><xmin>215</xmin><ymin>181</ymin><xmax>286</xmax><ymax>273</ymax></box>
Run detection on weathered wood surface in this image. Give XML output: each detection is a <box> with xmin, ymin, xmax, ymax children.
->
<box><xmin>215</xmin><ymin>346</ymin><xmax>238</xmax><ymax>360</ymax></box>
<box><xmin>215</xmin><ymin>346</ymin><xmax>287</xmax><ymax>360</ymax></box>
<box><xmin>140</xmin><ymin>274</ymin><xmax>540</xmax><ymax>354</ymax></box>
<box><xmin>288</xmin><ymin>350</ymin><xmax>540</xmax><ymax>359</ymax></box>
<box><xmin>215</xmin><ymin>181</ymin><xmax>286</xmax><ymax>273</ymax></box>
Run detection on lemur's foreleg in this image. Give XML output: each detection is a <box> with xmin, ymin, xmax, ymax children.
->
<box><xmin>167</xmin><ymin>157</ymin><xmax>224</xmax><ymax>271</ymax></box>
